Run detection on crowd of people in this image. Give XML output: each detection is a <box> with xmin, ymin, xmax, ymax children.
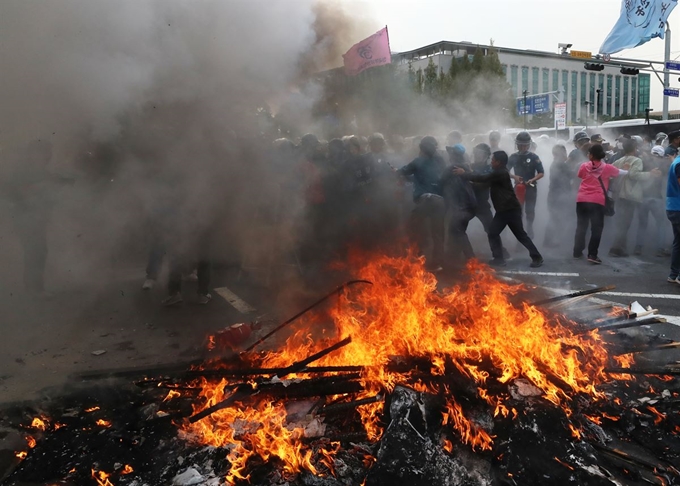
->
<box><xmin>255</xmin><ymin>127</ymin><xmax>680</xmax><ymax>286</ymax></box>
<box><xmin>7</xmin><ymin>127</ymin><xmax>680</xmax><ymax>306</ymax></box>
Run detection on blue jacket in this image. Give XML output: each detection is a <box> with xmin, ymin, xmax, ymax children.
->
<box><xmin>666</xmin><ymin>156</ymin><xmax>680</xmax><ymax>211</ymax></box>
<box><xmin>399</xmin><ymin>154</ymin><xmax>446</xmax><ymax>201</ymax></box>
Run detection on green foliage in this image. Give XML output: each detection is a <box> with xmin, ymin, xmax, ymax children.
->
<box><xmin>471</xmin><ymin>47</ymin><xmax>484</xmax><ymax>72</ymax></box>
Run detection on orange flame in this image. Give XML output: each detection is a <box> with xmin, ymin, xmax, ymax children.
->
<box><xmin>163</xmin><ymin>390</ymin><xmax>181</xmax><ymax>402</ymax></box>
<box><xmin>443</xmin><ymin>439</ymin><xmax>453</xmax><ymax>453</ymax></box>
<box><xmin>95</xmin><ymin>419</ymin><xmax>111</xmax><ymax>428</ymax></box>
<box><xmin>121</xmin><ymin>464</ymin><xmax>133</xmax><ymax>475</ymax></box>
<box><xmin>184</xmin><ymin>254</ymin><xmax>612</xmax><ymax>480</ymax></box>
<box><xmin>568</xmin><ymin>423</ymin><xmax>582</xmax><ymax>440</ymax></box>
<box><xmin>31</xmin><ymin>417</ymin><xmax>47</xmax><ymax>430</ymax></box>
<box><xmin>85</xmin><ymin>406</ymin><xmax>100</xmax><ymax>413</ymax></box>
<box><xmin>26</xmin><ymin>436</ymin><xmax>36</xmax><ymax>448</ymax></box>
<box><xmin>646</xmin><ymin>406</ymin><xmax>666</xmax><ymax>425</ymax></box>
<box><xmin>15</xmin><ymin>451</ymin><xmax>27</xmax><ymax>460</ymax></box>
<box><xmin>91</xmin><ymin>469</ymin><xmax>114</xmax><ymax>486</ymax></box>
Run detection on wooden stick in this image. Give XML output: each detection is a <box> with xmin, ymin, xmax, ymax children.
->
<box><xmin>244</xmin><ymin>280</ymin><xmax>371</xmax><ymax>352</ymax></box>
<box><xmin>613</xmin><ymin>342</ymin><xmax>680</xmax><ymax>355</ymax></box>
<box><xmin>320</xmin><ymin>395</ymin><xmax>383</xmax><ymax>415</ymax></box>
<box><xmin>188</xmin><ymin>336</ymin><xmax>353</xmax><ymax>423</ymax></box>
<box><xmin>531</xmin><ymin>285</ymin><xmax>616</xmax><ymax>306</ymax></box>
<box><xmin>604</xmin><ymin>367</ymin><xmax>680</xmax><ymax>375</ymax></box>
<box><xmin>593</xmin><ymin>317</ymin><xmax>666</xmax><ymax>332</ymax></box>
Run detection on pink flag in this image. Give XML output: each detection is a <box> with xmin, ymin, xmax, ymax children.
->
<box><xmin>342</xmin><ymin>27</ymin><xmax>391</xmax><ymax>76</ymax></box>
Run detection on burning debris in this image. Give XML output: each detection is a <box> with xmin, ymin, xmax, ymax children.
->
<box><xmin>2</xmin><ymin>255</ymin><xmax>680</xmax><ymax>485</ymax></box>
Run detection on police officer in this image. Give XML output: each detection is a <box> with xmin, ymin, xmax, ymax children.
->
<box><xmin>508</xmin><ymin>132</ymin><xmax>544</xmax><ymax>238</ymax></box>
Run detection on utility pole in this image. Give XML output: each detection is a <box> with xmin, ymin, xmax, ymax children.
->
<box><xmin>595</xmin><ymin>89</ymin><xmax>602</xmax><ymax>125</ymax></box>
<box><xmin>523</xmin><ymin>90</ymin><xmax>529</xmax><ymax>129</ymax></box>
<box><xmin>663</xmin><ymin>22</ymin><xmax>671</xmax><ymax>121</ymax></box>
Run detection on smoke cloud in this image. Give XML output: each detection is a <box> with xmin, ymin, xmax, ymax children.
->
<box><xmin>0</xmin><ymin>0</ymin><xmax>381</xmax><ymax>294</ymax></box>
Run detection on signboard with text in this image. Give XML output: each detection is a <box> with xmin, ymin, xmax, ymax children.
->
<box><xmin>664</xmin><ymin>88</ymin><xmax>680</xmax><ymax>98</ymax></box>
<box><xmin>554</xmin><ymin>103</ymin><xmax>567</xmax><ymax>130</ymax></box>
<box><xmin>517</xmin><ymin>94</ymin><xmax>552</xmax><ymax>116</ymax></box>
<box><xmin>570</xmin><ymin>50</ymin><xmax>592</xmax><ymax>59</ymax></box>
<box><xmin>666</xmin><ymin>61</ymin><xmax>680</xmax><ymax>72</ymax></box>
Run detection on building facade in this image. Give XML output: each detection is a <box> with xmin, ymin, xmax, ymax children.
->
<box><xmin>393</xmin><ymin>41</ymin><xmax>651</xmax><ymax>126</ymax></box>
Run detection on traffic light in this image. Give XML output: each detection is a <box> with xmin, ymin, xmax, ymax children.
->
<box><xmin>584</xmin><ymin>62</ymin><xmax>605</xmax><ymax>71</ymax></box>
<box><xmin>620</xmin><ymin>67</ymin><xmax>639</xmax><ymax>75</ymax></box>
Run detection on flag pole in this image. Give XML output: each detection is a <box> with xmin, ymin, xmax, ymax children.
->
<box><xmin>385</xmin><ymin>25</ymin><xmax>391</xmax><ymax>60</ymax></box>
<box><xmin>663</xmin><ymin>21</ymin><xmax>671</xmax><ymax>121</ymax></box>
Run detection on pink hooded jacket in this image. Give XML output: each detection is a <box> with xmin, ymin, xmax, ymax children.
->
<box><xmin>576</xmin><ymin>161</ymin><xmax>621</xmax><ymax>205</ymax></box>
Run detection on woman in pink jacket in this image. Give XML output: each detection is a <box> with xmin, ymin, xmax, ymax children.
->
<box><xmin>573</xmin><ymin>144</ymin><xmax>627</xmax><ymax>264</ymax></box>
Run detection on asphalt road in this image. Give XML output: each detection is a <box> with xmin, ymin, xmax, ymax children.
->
<box><xmin>1</xmin><ymin>227</ymin><xmax>679</xmax><ymax>405</ymax></box>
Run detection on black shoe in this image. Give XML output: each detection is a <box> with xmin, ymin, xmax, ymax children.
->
<box><xmin>488</xmin><ymin>258</ymin><xmax>507</xmax><ymax>267</ymax></box>
<box><xmin>587</xmin><ymin>255</ymin><xmax>602</xmax><ymax>264</ymax></box>
<box><xmin>608</xmin><ymin>248</ymin><xmax>629</xmax><ymax>257</ymax></box>
<box><xmin>530</xmin><ymin>258</ymin><xmax>544</xmax><ymax>268</ymax></box>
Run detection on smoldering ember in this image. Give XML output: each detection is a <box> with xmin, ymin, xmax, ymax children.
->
<box><xmin>1</xmin><ymin>255</ymin><xmax>679</xmax><ymax>486</ymax></box>
<box><xmin>2</xmin><ymin>1</ymin><xmax>680</xmax><ymax>486</ymax></box>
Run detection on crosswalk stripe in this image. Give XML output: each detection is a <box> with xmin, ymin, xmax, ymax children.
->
<box><xmin>213</xmin><ymin>287</ymin><xmax>256</xmax><ymax>314</ymax></box>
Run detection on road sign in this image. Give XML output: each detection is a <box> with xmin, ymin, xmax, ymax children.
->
<box><xmin>664</xmin><ymin>88</ymin><xmax>680</xmax><ymax>97</ymax></box>
<box><xmin>554</xmin><ymin>103</ymin><xmax>567</xmax><ymax>130</ymax></box>
<box><xmin>517</xmin><ymin>94</ymin><xmax>552</xmax><ymax>116</ymax></box>
<box><xmin>603</xmin><ymin>54</ymin><xmax>611</xmax><ymax>62</ymax></box>
<box><xmin>570</xmin><ymin>50</ymin><xmax>592</xmax><ymax>59</ymax></box>
<box><xmin>666</xmin><ymin>61</ymin><xmax>680</xmax><ymax>72</ymax></box>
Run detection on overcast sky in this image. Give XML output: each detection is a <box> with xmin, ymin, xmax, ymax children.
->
<box><xmin>363</xmin><ymin>0</ymin><xmax>680</xmax><ymax>113</ymax></box>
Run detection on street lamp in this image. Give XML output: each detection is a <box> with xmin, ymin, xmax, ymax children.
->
<box><xmin>522</xmin><ymin>90</ymin><xmax>529</xmax><ymax>130</ymax></box>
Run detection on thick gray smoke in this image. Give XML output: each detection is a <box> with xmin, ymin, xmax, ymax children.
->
<box><xmin>0</xmin><ymin>0</ymin><xmax>380</xmax><ymax>295</ymax></box>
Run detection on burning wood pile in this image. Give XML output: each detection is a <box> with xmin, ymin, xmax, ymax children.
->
<box><xmin>4</xmin><ymin>255</ymin><xmax>680</xmax><ymax>485</ymax></box>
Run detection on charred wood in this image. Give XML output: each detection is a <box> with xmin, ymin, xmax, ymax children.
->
<box><xmin>320</xmin><ymin>395</ymin><xmax>383</xmax><ymax>415</ymax></box>
<box><xmin>531</xmin><ymin>285</ymin><xmax>616</xmax><ymax>306</ymax></box>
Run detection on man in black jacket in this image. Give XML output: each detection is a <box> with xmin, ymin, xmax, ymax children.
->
<box><xmin>453</xmin><ymin>151</ymin><xmax>543</xmax><ymax>268</ymax></box>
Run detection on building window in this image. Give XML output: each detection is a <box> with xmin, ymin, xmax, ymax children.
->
<box><xmin>532</xmin><ymin>67</ymin><xmax>539</xmax><ymax>93</ymax></box>
<box><xmin>606</xmin><ymin>75</ymin><xmax>613</xmax><ymax>118</ymax></box>
<box><xmin>553</xmin><ymin>69</ymin><xmax>559</xmax><ymax>93</ymax></box>
<box><xmin>572</xmin><ymin>72</ymin><xmax>578</xmax><ymax>122</ymax></box>
<box><xmin>581</xmin><ymin>72</ymin><xmax>588</xmax><ymax>116</ymax></box>
<box><xmin>511</xmin><ymin>65</ymin><xmax>518</xmax><ymax>96</ymax></box>
<box><xmin>563</xmin><ymin>70</ymin><xmax>569</xmax><ymax>100</ymax></box>
<box><xmin>589</xmin><ymin>73</ymin><xmax>596</xmax><ymax>110</ymax></box>
<box><xmin>623</xmin><ymin>77</ymin><xmax>629</xmax><ymax>115</ymax></box>
<box><xmin>631</xmin><ymin>78</ymin><xmax>637</xmax><ymax>115</ymax></box>
<box><xmin>521</xmin><ymin>66</ymin><xmax>529</xmax><ymax>92</ymax></box>
<box><xmin>615</xmin><ymin>75</ymin><xmax>621</xmax><ymax>117</ymax></box>
<box><xmin>597</xmin><ymin>73</ymin><xmax>605</xmax><ymax>117</ymax></box>
<box><xmin>638</xmin><ymin>73</ymin><xmax>651</xmax><ymax>113</ymax></box>
<box><xmin>543</xmin><ymin>68</ymin><xmax>549</xmax><ymax>93</ymax></box>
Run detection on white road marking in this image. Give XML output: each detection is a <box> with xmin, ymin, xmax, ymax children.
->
<box><xmin>500</xmin><ymin>271</ymin><xmax>580</xmax><ymax>277</ymax></box>
<box><xmin>213</xmin><ymin>287</ymin><xmax>256</xmax><ymax>314</ymax></box>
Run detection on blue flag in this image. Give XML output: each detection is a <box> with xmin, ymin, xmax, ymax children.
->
<box><xmin>600</xmin><ymin>0</ymin><xmax>678</xmax><ymax>54</ymax></box>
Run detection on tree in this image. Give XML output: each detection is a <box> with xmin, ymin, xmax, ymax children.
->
<box><xmin>459</xmin><ymin>53</ymin><xmax>471</xmax><ymax>72</ymax></box>
<box><xmin>483</xmin><ymin>46</ymin><xmax>505</xmax><ymax>77</ymax></box>
<box><xmin>424</xmin><ymin>58</ymin><xmax>438</xmax><ymax>95</ymax></box>
<box><xmin>471</xmin><ymin>46</ymin><xmax>484</xmax><ymax>72</ymax></box>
